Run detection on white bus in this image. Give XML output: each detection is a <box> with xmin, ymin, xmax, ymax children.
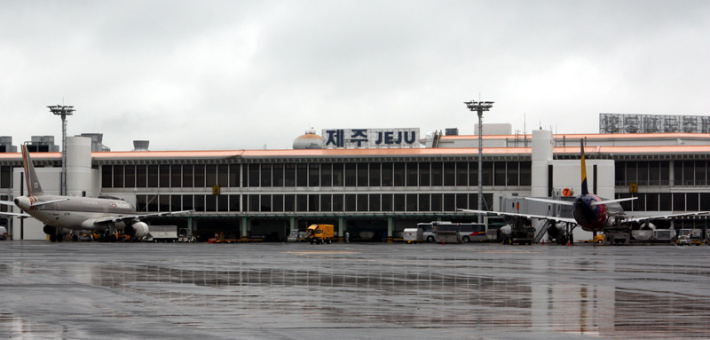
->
<box><xmin>417</xmin><ymin>222</ymin><xmax>488</xmax><ymax>243</ymax></box>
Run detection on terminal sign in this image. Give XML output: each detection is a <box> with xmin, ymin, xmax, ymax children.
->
<box><xmin>322</xmin><ymin>128</ymin><xmax>420</xmax><ymax>149</ymax></box>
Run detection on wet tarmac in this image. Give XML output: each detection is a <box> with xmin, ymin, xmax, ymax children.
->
<box><xmin>1</xmin><ymin>242</ymin><xmax>709</xmax><ymax>339</ymax></box>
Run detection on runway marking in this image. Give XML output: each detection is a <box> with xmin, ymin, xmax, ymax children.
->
<box><xmin>475</xmin><ymin>251</ymin><xmax>543</xmax><ymax>254</ymax></box>
<box><xmin>282</xmin><ymin>251</ymin><xmax>361</xmax><ymax>254</ymax></box>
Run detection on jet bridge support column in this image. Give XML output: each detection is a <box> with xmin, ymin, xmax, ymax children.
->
<box><xmin>289</xmin><ymin>217</ymin><xmax>297</xmax><ymax>240</ymax></box>
<box><xmin>387</xmin><ymin>217</ymin><xmax>394</xmax><ymax>243</ymax></box>
<box><xmin>187</xmin><ymin>217</ymin><xmax>194</xmax><ymax>236</ymax></box>
<box><xmin>531</xmin><ymin>129</ymin><xmax>554</xmax><ymax>237</ymax></box>
<box><xmin>241</xmin><ymin>217</ymin><xmax>248</xmax><ymax>239</ymax></box>
<box><xmin>338</xmin><ymin>217</ymin><xmax>345</xmax><ymax>242</ymax></box>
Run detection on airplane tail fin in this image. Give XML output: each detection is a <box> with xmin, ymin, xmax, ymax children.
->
<box><xmin>21</xmin><ymin>144</ymin><xmax>44</xmax><ymax>196</ymax></box>
<box><xmin>580</xmin><ymin>140</ymin><xmax>588</xmax><ymax>196</ymax></box>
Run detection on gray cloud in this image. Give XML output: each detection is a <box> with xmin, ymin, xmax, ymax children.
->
<box><xmin>1</xmin><ymin>0</ymin><xmax>708</xmax><ymax>151</ymax></box>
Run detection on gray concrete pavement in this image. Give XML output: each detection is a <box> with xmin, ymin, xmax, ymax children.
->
<box><xmin>1</xmin><ymin>241</ymin><xmax>709</xmax><ymax>339</ymax></box>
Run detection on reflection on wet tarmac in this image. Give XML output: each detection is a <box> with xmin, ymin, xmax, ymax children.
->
<box><xmin>1</xmin><ymin>243</ymin><xmax>709</xmax><ymax>339</ymax></box>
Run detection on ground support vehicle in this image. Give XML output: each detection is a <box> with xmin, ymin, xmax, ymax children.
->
<box><xmin>303</xmin><ymin>224</ymin><xmax>335</xmax><ymax>244</ymax></box>
<box><xmin>690</xmin><ymin>229</ymin><xmax>704</xmax><ymax>246</ymax></box>
<box><xmin>653</xmin><ymin>229</ymin><xmax>676</xmax><ymax>243</ymax></box>
<box><xmin>457</xmin><ymin>223</ymin><xmax>487</xmax><ymax>243</ymax></box>
<box><xmin>177</xmin><ymin>228</ymin><xmax>196</xmax><ymax>243</ymax></box>
<box><xmin>287</xmin><ymin>229</ymin><xmax>300</xmax><ymax>242</ymax></box>
<box><xmin>602</xmin><ymin>229</ymin><xmax>631</xmax><ymax>245</ymax></box>
<box><xmin>675</xmin><ymin>229</ymin><xmax>691</xmax><ymax>246</ymax></box>
<box><xmin>510</xmin><ymin>226</ymin><xmax>535</xmax><ymax>245</ymax></box>
<box><xmin>432</xmin><ymin>222</ymin><xmax>461</xmax><ymax>244</ymax></box>
<box><xmin>0</xmin><ymin>226</ymin><xmax>7</xmax><ymax>240</ymax></box>
<box><xmin>212</xmin><ymin>232</ymin><xmax>238</xmax><ymax>244</ymax></box>
<box><xmin>143</xmin><ymin>225</ymin><xmax>178</xmax><ymax>243</ymax></box>
<box><xmin>676</xmin><ymin>229</ymin><xmax>693</xmax><ymax>246</ymax></box>
<box><xmin>501</xmin><ymin>220</ymin><xmax>535</xmax><ymax>245</ymax></box>
<box><xmin>416</xmin><ymin>223</ymin><xmax>437</xmax><ymax>243</ymax></box>
<box><xmin>403</xmin><ymin>228</ymin><xmax>424</xmax><ymax>244</ymax></box>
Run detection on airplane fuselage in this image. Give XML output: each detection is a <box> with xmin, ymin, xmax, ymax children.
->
<box><xmin>572</xmin><ymin>194</ymin><xmax>625</xmax><ymax>232</ymax></box>
<box><xmin>14</xmin><ymin>195</ymin><xmax>138</xmax><ymax>231</ymax></box>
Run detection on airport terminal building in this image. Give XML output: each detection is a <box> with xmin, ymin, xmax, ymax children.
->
<box><xmin>2</xmin><ymin>114</ymin><xmax>710</xmax><ymax>242</ymax></box>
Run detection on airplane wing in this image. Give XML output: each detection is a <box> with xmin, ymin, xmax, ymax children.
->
<box><xmin>0</xmin><ymin>211</ymin><xmax>31</xmax><ymax>218</ymax></box>
<box><xmin>31</xmin><ymin>198</ymin><xmax>71</xmax><ymax>206</ymax></box>
<box><xmin>0</xmin><ymin>201</ymin><xmax>30</xmax><ymax>217</ymax></box>
<box><xmin>626</xmin><ymin>211</ymin><xmax>710</xmax><ymax>223</ymax></box>
<box><xmin>93</xmin><ymin>210</ymin><xmax>193</xmax><ymax>225</ymax></box>
<box><xmin>525</xmin><ymin>197</ymin><xmax>637</xmax><ymax>206</ymax></box>
<box><xmin>1</xmin><ymin>198</ymin><xmax>69</xmax><ymax>207</ymax></box>
<box><xmin>457</xmin><ymin>208</ymin><xmax>577</xmax><ymax>224</ymax></box>
<box><xmin>524</xmin><ymin>197</ymin><xmax>574</xmax><ymax>206</ymax></box>
<box><xmin>591</xmin><ymin>197</ymin><xmax>637</xmax><ymax>206</ymax></box>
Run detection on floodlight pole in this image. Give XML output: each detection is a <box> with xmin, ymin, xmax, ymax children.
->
<box><xmin>48</xmin><ymin>105</ymin><xmax>75</xmax><ymax>196</ymax></box>
<box><xmin>464</xmin><ymin>100</ymin><xmax>494</xmax><ymax>223</ymax></box>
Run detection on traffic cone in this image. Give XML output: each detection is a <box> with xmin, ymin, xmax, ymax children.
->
<box><xmin>542</xmin><ymin>239</ymin><xmax>545</xmax><ymax>245</ymax></box>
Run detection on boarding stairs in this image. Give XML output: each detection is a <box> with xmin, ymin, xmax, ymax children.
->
<box><xmin>534</xmin><ymin>220</ymin><xmax>554</xmax><ymax>243</ymax></box>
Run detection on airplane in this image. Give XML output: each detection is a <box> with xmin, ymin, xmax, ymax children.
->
<box><xmin>0</xmin><ymin>145</ymin><xmax>191</xmax><ymax>242</ymax></box>
<box><xmin>458</xmin><ymin>141</ymin><xmax>709</xmax><ymax>242</ymax></box>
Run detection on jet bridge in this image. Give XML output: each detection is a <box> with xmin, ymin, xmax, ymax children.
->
<box><xmin>499</xmin><ymin>196</ymin><xmax>575</xmax><ymax>244</ymax></box>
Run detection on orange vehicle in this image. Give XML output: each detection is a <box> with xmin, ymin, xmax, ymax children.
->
<box><xmin>303</xmin><ymin>224</ymin><xmax>335</xmax><ymax>244</ymax></box>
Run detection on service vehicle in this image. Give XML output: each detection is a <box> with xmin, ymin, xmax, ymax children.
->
<box><xmin>177</xmin><ymin>228</ymin><xmax>196</xmax><ymax>243</ymax></box>
<box><xmin>653</xmin><ymin>229</ymin><xmax>676</xmax><ymax>243</ymax></box>
<box><xmin>676</xmin><ymin>229</ymin><xmax>692</xmax><ymax>246</ymax></box>
<box><xmin>403</xmin><ymin>227</ymin><xmax>424</xmax><ymax>244</ymax></box>
<box><xmin>417</xmin><ymin>222</ymin><xmax>436</xmax><ymax>243</ymax></box>
<box><xmin>690</xmin><ymin>229</ymin><xmax>704</xmax><ymax>246</ymax></box>
<box><xmin>458</xmin><ymin>223</ymin><xmax>487</xmax><ymax>243</ymax></box>
<box><xmin>303</xmin><ymin>224</ymin><xmax>335</xmax><ymax>244</ymax></box>
<box><xmin>432</xmin><ymin>222</ymin><xmax>461</xmax><ymax>244</ymax></box>
<box><xmin>502</xmin><ymin>220</ymin><xmax>535</xmax><ymax>245</ymax></box>
<box><xmin>143</xmin><ymin>225</ymin><xmax>178</xmax><ymax>242</ymax></box>
<box><xmin>0</xmin><ymin>226</ymin><xmax>7</xmax><ymax>240</ymax></box>
<box><xmin>287</xmin><ymin>229</ymin><xmax>300</xmax><ymax>242</ymax></box>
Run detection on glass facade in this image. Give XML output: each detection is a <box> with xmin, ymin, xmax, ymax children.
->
<box><xmin>93</xmin><ymin>158</ymin><xmax>708</xmax><ymax>215</ymax></box>
<box><xmin>102</xmin><ymin>161</ymin><xmax>531</xmax><ymax>189</ymax></box>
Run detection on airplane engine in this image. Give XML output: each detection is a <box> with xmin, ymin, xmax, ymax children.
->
<box><xmin>43</xmin><ymin>225</ymin><xmax>57</xmax><ymax>235</ymax></box>
<box><xmin>43</xmin><ymin>225</ymin><xmax>69</xmax><ymax>235</ymax></box>
<box><xmin>641</xmin><ymin>222</ymin><xmax>657</xmax><ymax>230</ymax></box>
<box><xmin>547</xmin><ymin>225</ymin><xmax>561</xmax><ymax>239</ymax></box>
<box><xmin>125</xmin><ymin>222</ymin><xmax>149</xmax><ymax>240</ymax></box>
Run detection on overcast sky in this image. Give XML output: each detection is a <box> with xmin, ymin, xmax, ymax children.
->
<box><xmin>1</xmin><ymin>0</ymin><xmax>708</xmax><ymax>151</ymax></box>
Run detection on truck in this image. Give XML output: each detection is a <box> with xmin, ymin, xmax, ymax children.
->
<box><xmin>287</xmin><ymin>229</ymin><xmax>301</xmax><ymax>242</ymax></box>
<box><xmin>143</xmin><ymin>225</ymin><xmax>178</xmax><ymax>243</ymax></box>
<box><xmin>675</xmin><ymin>229</ymin><xmax>704</xmax><ymax>246</ymax></box>
<box><xmin>403</xmin><ymin>227</ymin><xmax>424</xmax><ymax>244</ymax></box>
<box><xmin>690</xmin><ymin>229</ymin><xmax>704</xmax><ymax>246</ymax></box>
<box><xmin>177</xmin><ymin>228</ymin><xmax>196</xmax><ymax>243</ymax></box>
<box><xmin>676</xmin><ymin>229</ymin><xmax>692</xmax><ymax>246</ymax></box>
<box><xmin>501</xmin><ymin>219</ymin><xmax>535</xmax><ymax>245</ymax></box>
<box><xmin>653</xmin><ymin>229</ymin><xmax>676</xmax><ymax>243</ymax></box>
<box><xmin>432</xmin><ymin>222</ymin><xmax>461</xmax><ymax>244</ymax></box>
<box><xmin>303</xmin><ymin>224</ymin><xmax>335</xmax><ymax>244</ymax></box>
